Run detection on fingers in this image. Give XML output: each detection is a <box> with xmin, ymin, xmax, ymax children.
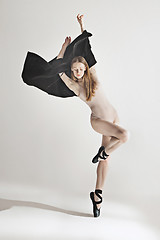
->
<box><xmin>77</xmin><ymin>14</ymin><xmax>84</xmax><ymax>18</ymax></box>
<box><xmin>77</xmin><ymin>13</ymin><xmax>84</xmax><ymax>22</ymax></box>
<box><xmin>65</xmin><ymin>36</ymin><xmax>71</xmax><ymax>43</ymax></box>
<box><xmin>65</xmin><ymin>36</ymin><xmax>71</xmax><ymax>40</ymax></box>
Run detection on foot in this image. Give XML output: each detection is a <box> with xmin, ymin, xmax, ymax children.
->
<box><xmin>98</xmin><ymin>149</ymin><xmax>109</xmax><ymax>162</ymax></box>
<box><xmin>90</xmin><ymin>189</ymin><xmax>103</xmax><ymax>217</ymax></box>
<box><xmin>94</xmin><ymin>191</ymin><xmax>102</xmax><ymax>209</ymax></box>
<box><xmin>92</xmin><ymin>146</ymin><xmax>110</xmax><ymax>164</ymax></box>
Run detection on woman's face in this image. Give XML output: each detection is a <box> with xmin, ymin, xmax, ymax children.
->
<box><xmin>71</xmin><ymin>62</ymin><xmax>86</xmax><ymax>79</ymax></box>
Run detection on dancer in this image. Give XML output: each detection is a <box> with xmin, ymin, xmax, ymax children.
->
<box><xmin>57</xmin><ymin>14</ymin><xmax>130</xmax><ymax>217</ymax></box>
<box><xmin>21</xmin><ymin>14</ymin><xmax>130</xmax><ymax>218</ymax></box>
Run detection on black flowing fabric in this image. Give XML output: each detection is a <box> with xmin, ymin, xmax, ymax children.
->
<box><xmin>21</xmin><ymin>30</ymin><xmax>97</xmax><ymax>98</ymax></box>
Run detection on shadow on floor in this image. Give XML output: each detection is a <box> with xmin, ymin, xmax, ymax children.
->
<box><xmin>0</xmin><ymin>198</ymin><xmax>92</xmax><ymax>218</ymax></box>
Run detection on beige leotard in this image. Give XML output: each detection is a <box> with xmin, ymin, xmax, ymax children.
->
<box><xmin>77</xmin><ymin>80</ymin><xmax>116</xmax><ymax>122</ymax></box>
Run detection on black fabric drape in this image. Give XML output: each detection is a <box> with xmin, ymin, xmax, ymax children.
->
<box><xmin>21</xmin><ymin>30</ymin><xmax>97</xmax><ymax>98</ymax></box>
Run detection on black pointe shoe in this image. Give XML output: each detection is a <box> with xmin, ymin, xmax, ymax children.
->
<box><xmin>90</xmin><ymin>189</ymin><xmax>103</xmax><ymax>217</ymax></box>
<box><xmin>92</xmin><ymin>146</ymin><xmax>109</xmax><ymax>163</ymax></box>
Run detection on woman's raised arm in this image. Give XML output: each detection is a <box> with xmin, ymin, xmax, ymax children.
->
<box><xmin>77</xmin><ymin>14</ymin><xmax>85</xmax><ymax>33</ymax></box>
<box><xmin>57</xmin><ymin>13</ymin><xmax>85</xmax><ymax>60</ymax></box>
<box><xmin>56</xmin><ymin>36</ymin><xmax>71</xmax><ymax>59</ymax></box>
<box><xmin>56</xmin><ymin>35</ymin><xmax>80</xmax><ymax>95</ymax></box>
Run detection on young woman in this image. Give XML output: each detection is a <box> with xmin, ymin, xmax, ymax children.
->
<box><xmin>57</xmin><ymin>14</ymin><xmax>130</xmax><ymax>217</ymax></box>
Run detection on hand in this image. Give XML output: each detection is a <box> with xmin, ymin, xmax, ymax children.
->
<box><xmin>77</xmin><ymin>14</ymin><xmax>84</xmax><ymax>26</ymax></box>
<box><xmin>62</xmin><ymin>36</ymin><xmax>71</xmax><ymax>49</ymax></box>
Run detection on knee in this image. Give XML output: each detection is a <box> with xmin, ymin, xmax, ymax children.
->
<box><xmin>99</xmin><ymin>156</ymin><xmax>110</xmax><ymax>165</ymax></box>
<box><xmin>120</xmin><ymin>129</ymin><xmax>130</xmax><ymax>143</ymax></box>
<box><xmin>98</xmin><ymin>159</ymin><xmax>108</xmax><ymax>166</ymax></box>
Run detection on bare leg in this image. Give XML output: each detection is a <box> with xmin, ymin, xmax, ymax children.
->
<box><xmin>103</xmin><ymin>116</ymin><xmax>128</xmax><ymax>154</ymax></box>
<box><xmin>105</xmin><ymin>136</ymin><xmax>123</xmax><ymax>155</ymax></box>
<box><xmin>94</xmin><ymin>136</ymin><xmax>111</xmax><ymax>209</ymax></box>
<box><xmin>94</xmin><ymin>135</ymin><xmax>125</xmax><ymax>209</ymax></box>
<box><xmin>90</xmin><ymin>117</ymin><xmax>129</xmax><ymax>157</ymax></box>
<box><xmin>94</xmin><ymin>160</ymin><xmax>109</xmax><ymax>209</ymax></box>
<box><xmin>90</xmin><ymin>117</ymin><xmax>130</xmax><ymax>209</ymax></box>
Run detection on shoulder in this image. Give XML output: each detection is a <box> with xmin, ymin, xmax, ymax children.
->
<box><xmin>89</xmin><ymin>65</ymin><xmax>96</xmax><ymax>74</ymax></box>
<box><xmin>89</xmin><ymin>66</ymin><xmax>100</xmax><ymax>85</ymax></box>
<box><xmin>89</xmin><ymin>65</ymin><xmax>98</xmax><ymax>79</ymax></box>
<box><xmin>70</xmin><ymin>81</ymin><xmax>80</xmax><ymax>96</ymax></box>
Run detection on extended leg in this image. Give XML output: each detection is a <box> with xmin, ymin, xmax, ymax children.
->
<box><xmin>94</xmin><ymin>136</ymin><xmax>111</xmax><ymax>209</ymax></box>
<box><xmin>95</xmin><ymin>137</ymin><xmax>111</xmax><ymax>188</ymax></box>
<box><xmin>90</xmin><ymin>116</ymin><xmax>130</xmax><ymax>209</ymax></box>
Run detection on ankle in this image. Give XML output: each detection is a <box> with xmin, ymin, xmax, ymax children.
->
<box><xmin>103</xmin><ymin>147</ymin><xmax>109</xmax><ymax>155</ymax></box>
<box><xmin>94</xmin><ymin>189</ymin><xmax>103</xmax><ymax>198</ymax></box>
<box><xmin>94</xmin><ymin>192</ymin><xmax>102</xmax><ymax>198</ymax></box>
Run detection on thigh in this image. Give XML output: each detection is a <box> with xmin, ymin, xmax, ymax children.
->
<box><xmin>90</xmin><ymin>115</ymin><xmax>126</xmax><ymax>139</ymax></box>
<box><xmin>113</xmin><ymin>113</ymin><xmax>120</xmax><ymax>125</ymax></box>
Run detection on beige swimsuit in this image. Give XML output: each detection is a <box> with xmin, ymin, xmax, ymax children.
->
<box><xmin>77</xmin><ymin>81</ymin><xmax>116</xmax><ymax>123</ymax></box>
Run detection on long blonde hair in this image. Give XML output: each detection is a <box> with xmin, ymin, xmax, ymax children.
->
<box><xmin>71</xmin><ymin>56</ymin><xmax>98</xmax><ymax>101</ymax></box>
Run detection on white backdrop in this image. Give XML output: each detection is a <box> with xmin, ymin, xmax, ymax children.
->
<box><xmin>0</xmin><ymin>0</ymin><xmax>160</xmax><ymax>238</ymax></box>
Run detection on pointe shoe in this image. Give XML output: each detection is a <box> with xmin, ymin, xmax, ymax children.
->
<box><xmin>90</xmin><ymin>189</ymin><xmax>103</xmax><ymax>217</ymax></box>
<box><xmin>92</xmin><ymin>146</ymin><xmax>109</xmax><ymax>164</ymax></box>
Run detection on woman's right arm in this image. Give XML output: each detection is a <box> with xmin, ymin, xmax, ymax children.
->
<box><xmin>56</xmin><ymin>44</ymin><xmax>67</xmax><ymax>59</ymax></box>
<box><xmin>58</xmin><ymin>72</ymin><xmax>80</xmax><ymax>96</ymax></box>
<box><xmin>56</xmin><ymin>36</ymin><xmax>71</xmax><ymax>59</ymax></box>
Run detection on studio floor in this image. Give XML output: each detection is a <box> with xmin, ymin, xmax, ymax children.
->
<box><xmin>0</xmin><ymin>187</ymin><xmax>159</xmax><ymax>240</ymax></box>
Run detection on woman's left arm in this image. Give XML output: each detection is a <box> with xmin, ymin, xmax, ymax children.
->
<box><xmin>77</xmin><ymin>14</ymin><xmax>85</xmax><ymax>33</ymax></box>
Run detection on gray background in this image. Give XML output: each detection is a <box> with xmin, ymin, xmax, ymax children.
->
<box><xmin>0</xmin><ymin>0</ymin><xmax>160</xmax><ymax>239</ymax></box>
